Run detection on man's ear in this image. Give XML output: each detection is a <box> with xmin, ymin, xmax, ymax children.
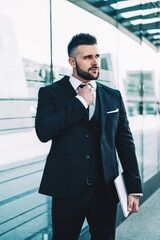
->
<box><xmin>68</xmin><ymin>57</ymin><xmax>76</xmax><ymax>68</ymax></box>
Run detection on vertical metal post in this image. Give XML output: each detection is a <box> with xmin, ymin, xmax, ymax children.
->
<box><xmin>140</xmin><ymin>71</ymin><xmax>144</xmax><ymax>183</ymax></box>
<box><xmin>50</xmin><ymin>0</ymin><xmax>54</xmax><ymax>83</ymax></box>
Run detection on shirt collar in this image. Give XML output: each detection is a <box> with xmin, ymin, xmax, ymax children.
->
<box><xmin>69</xmin><ymin>75</ymin><xmax>97</xmax><ymax>91</ymax></box>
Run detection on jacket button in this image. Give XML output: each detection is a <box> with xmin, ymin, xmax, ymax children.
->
<box><xmin>85</xmin><ymin>154</ymin><xmax>90</xmax><ymax>159</ymax></box>
<box><xmin>86</xmin><ymin>134</ymin><xmax>91</xmax><ymax>138</ymax></box>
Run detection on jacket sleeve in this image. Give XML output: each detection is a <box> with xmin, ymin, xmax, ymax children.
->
<box><xmin>115</xmin><ymin>92</ymin><xmax>143</xmax><ymax>194</ymax></box>
<box><xmin>35</xmin><ymin>86</ymin><xmax>86</xmax><ymax>142</ymax></box>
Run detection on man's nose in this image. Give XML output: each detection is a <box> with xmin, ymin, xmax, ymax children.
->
<box><xmin>92</xmin><ymin>57</ymin><xmax>99</xmax><ymax>66</ymax></box>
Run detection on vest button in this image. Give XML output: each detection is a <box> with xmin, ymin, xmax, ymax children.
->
<box><xmin>85</xmin><ymin>154</ymin><xmax>90</xmax><ymax>159</ymax></box>
<box><xmin>86</xmin><ymin>134</ymin><xmax>91</xmax><ymax>138</ymax></box>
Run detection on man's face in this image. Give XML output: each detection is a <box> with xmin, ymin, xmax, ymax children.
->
<box><xmin>72</xmin><ymin>44</ymin><xmax>100</xmax><ymax>81</ymax></box>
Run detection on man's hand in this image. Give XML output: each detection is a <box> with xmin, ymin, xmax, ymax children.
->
<box><xmin>128</xmin><ymin>195</ymin><xmax>140</xmax><ymax>214</ymax></box>
<box><xmin>77</xmin><ymin>85</ymin><xmax>95</xmax><ymax>106</ymax></box>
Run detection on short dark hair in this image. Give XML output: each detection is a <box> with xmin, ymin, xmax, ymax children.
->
<box><xmin>67</xmin><ymin>33</ymin><xmax>97</xmax><ymax>57</ymax></box>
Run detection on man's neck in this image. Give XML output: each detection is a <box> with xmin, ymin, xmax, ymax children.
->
<box><xmin>72</xmin><ymin>74</ymin><xmax>91</xmax><ymax>84</ymax></box>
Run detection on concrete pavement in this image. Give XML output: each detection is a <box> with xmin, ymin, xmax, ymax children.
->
<box><xmin>116</xmin><ymin>188</ymin><xmax>160</xmax><ymax>240</ymax></box>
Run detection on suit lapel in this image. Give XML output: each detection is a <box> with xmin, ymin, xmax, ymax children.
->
<box><xmin>97</xmin><ymin>83</ymin><xmax>110</xmax><ymax>136</ymax></box>
<box><xmin>60</xmin><ymin>76</ymin><xmax>77</xmax><ymax>98</ymax></box>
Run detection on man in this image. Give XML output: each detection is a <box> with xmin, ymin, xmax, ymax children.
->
<box><xmin>35</xmin><ymin>33</ymin><xmax>142</xmax><ymax>240</ymax></box>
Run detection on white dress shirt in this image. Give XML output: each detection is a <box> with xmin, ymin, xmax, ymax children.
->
<box><xmin>69</xmin><ymin>75</ymin><xmax>96</xmax><ymax>120</ymax></box>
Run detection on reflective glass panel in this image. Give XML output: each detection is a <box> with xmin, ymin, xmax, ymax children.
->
<box><xmin>142</xmin><ymin>42</ymin><xmax>159</xmax><ymax>182</ymax></box>
<box><xmin>0</xmin><ymin>0</ymin><xmax>52</xmax><ymax>239</ymax></box>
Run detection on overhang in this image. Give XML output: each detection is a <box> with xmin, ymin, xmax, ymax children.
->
<box><xmin>68</xmin><ymin>0</ymin><xmax>160</xmax><ymax>52</ymax></box>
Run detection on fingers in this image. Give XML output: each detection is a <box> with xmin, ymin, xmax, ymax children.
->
<box><xmin>128</xmin><ymin>196</ymin><xmax>133</xmax><ymax>213</ymax></box>
<box><xmin>77</xmin><ymin>85</ymin><xmax>95</xmax><ymax>105</ymax></box>
<box><xmin>128</xmin><ymin>195</ymin><xmax>139</xmax><ymax>214</ymax></box>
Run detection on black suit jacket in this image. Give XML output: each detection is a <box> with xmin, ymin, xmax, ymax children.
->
<box><xmin>35</xmin><ymin>76</ymin><xmax>142</xmax><ymax>199</ymax></box>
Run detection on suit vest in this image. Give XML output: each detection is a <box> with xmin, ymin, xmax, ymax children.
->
<box><xmin>86</xmin><ymin>91</ymin><xmax>104</xmax><ymax>185</ymax></box>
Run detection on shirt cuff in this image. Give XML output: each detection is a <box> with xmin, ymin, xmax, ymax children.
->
<box><xmin>76</xmin><ymin>96</ymin><xmax>88</xmax><ymax>109</ymax></box>
<box><xmin>129</xmin><ymin>193</ymin><xmax>143</xmax><ymax>197</ymax></box>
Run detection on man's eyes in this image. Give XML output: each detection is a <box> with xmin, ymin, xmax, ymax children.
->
<box><xmin>84</xmin><ymin>55</ymin><xmax>100</xmax><ymax>59</ymax></box>
<box><xmin>84</xmin><ymin>56</ymin><xmax>92</xmax><ymax>59</ymax></box>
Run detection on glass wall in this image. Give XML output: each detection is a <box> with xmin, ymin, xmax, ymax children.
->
<box><xmin>0</xmin><ymin>0</ymin><xmax>52</xmax><ymax>239</ymax></box>
<box><xmin>142</xmin><ymin>42</ymin><xmax>160</xmax><ymax>182</ymax></box>
<box><xmin>0</xmin><ymin>0</ymin><xmax>160</xmax><ymax>239</ymax></box>
<box><xmin>117</xmin><ymin>29</ymin><xmax>143</xmax><ymax>178</ymax></box>
<box><xmin>117</xmin><ymin>1</ymin><xmax>143</xmax><ymax>180</ymax></box>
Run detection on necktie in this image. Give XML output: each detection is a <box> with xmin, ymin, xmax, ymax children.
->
<box><xmin>79</xmin><ymin>84</ymin><xmax>89</xmax><ymax>117</ymax></box>
<box><xmin>79</xmin><ymin>84</ymin><xmax>88</xmax><ymax>89</ymax></box>
<box><xmin>78</xmin><ymin>83</ymin><xmax>96</xmax><ymax>120</ymax></box>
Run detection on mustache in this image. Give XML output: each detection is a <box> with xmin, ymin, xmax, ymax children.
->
<box><xmin>88</xmin><ymin>67</ymin><xmax>99</xmax><ymax>71</ymax></box>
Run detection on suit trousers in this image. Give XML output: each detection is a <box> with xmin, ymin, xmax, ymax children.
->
<box><xmin>51</xmin><ymin>181</ymin><xmax>117</xmax><ymax>240</ymax></box>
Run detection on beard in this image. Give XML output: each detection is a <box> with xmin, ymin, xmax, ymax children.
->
<box><xmin>75</xmin><ymin>60</ymin><xmax>99</xmax><ymax>81</ymax></box>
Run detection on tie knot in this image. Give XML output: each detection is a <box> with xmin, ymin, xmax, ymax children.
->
<box><xmin>79</xmin><ymin>83</ymin><xmax>90</xmax><ymax>89</ymax></box>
